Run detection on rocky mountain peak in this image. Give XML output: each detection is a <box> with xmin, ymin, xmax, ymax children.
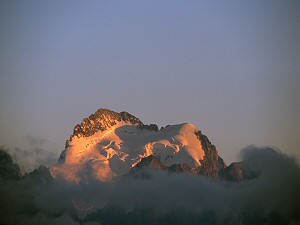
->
<box><xmin>71</xmin><ymin>108</ymin><xmax>143</xmax><ymax>140</ymax></box>
<box><xmin>52</xmin><ymin>108</ymin><xmax>251</xmax><ymax>183</ymax></box>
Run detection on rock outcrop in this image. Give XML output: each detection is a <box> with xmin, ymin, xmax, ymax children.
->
<box><xmin>128</xmin><ymin>155</ymin><xmax>167</xmax><ymax>179</ymax></box>
<box><xmin>218</xmin><ymin>161</ymin><xmax>261</xmax><ymax>182</ymax></box>
<box><xmin>0</xmin><ymin>149</ymin><xmax>21</xmax><ymax>180</ymax></box>
<box><xmin>220</xmin><ymin>162</ymin><xmax>243</xmax><ymax>182</ymax></box>
<box><xmin>168</xmin><ymin>163</ymin><xmax>193</xmax><ymax>174</ymax></box>
<box><xmin>194</xmin><ymin>131</ymin><xmax>226</xmax><ymax>177</ymax></box>
<box><xmin>23</xmin><ymin>165</ymin><xmax>54</xmax><ymax>185</ymax></box>
<box><xmin>71</xmin><ymin>108</ymin><xmax>143</xmax><ymax>140</ymax></box>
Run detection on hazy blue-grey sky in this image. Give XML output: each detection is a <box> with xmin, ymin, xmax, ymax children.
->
<box><xmin>0</xmin><ymin>1</ymin><xmax>299</xmax><ymax>164</ymax></box>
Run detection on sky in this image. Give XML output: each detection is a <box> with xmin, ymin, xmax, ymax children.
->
<box><xmin>0</xmin><ymin>1</ymin><xmax>299</xmax><ymax>166</ymax></box>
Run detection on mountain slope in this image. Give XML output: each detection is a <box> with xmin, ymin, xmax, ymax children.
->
<box><xmin>50</xmin><ymin>108</ymin><xmax>224</xmax><ymax>183</ymax></box>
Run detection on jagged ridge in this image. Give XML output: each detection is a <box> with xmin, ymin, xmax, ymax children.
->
<box><xmin>71</xmin><ymin>108</ymin><xmax>143</xmax><ymax>140</ymax></box>
<box><xmin>129</xmin><ymin>154</ymin><xmax>258</xmax><ymax>182</ymax></box>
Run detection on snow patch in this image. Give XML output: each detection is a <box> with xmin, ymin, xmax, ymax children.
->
<box><xmin>51</xmin><ymin>122</ymin><xmax>205</xmax><ymax>183</ymax></box>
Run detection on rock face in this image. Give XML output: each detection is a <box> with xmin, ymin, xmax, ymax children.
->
<box><xmin>71</xmin><ymin>109</ymin><xmax>142</xmax><ymax>140</ymax></box>
<box><xmin>0</xmin><ymin>148</ymin><xmax>55</xmax><ymax>184</ymax></box>
<box><xmin>131</xmin><ymin>155</ymin><xmax>167</xmax><ymax>171</ymax></box>
<box><xmin>128</xmin><ymin>155</ymin><xmax>260</xmax><ymax>183</ymax></box>
<box><xmin>168</xmin><ymin>163</ymin><xmax>193</xmax><ymax>174</ymax></box>
<box><xmin>128</xmin><ymin>155</ymin><xmax>167</xmax><ymax>179</ymax></box>
<box><xmin>128</xmin><ymin>155</ymin><xmax>196</xmax><ymax>179</ymax></box>
<box><xmin>24</xmin><ymin>165</ymin><xmax>54</xmax><ymax>185</ymax></box>
<box><xmin>218</xmin><ymin>161</ymin><xmax>261</xmax><ymax>182</ymax></box>
<box><xmin>194</xmin><ymin>131</ymin><xmax>226</xmax><ymax>177</ymax></box>
<box><xmin>220</xmin><ymin>162</ymin><xmax>244</xmax><ymax>182</ymax></box>
<box><xmin>0</xmin><ymin>149</ymin><xmax>20</xmax><ymax>180</ymax></box>
<box><xmin>51</xmin><ymin>108</ymin><xmax>236</xmax><ymax>183</ymax></box>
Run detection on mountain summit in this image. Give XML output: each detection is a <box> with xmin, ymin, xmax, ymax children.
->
<box><xmin>50</xmin><ymin>108</ymin><xmax>226</xmax><ymax>183</ymax></box>
<box><xmin>70</xmin><ymin>108</ymin><xmax>143</xmax><ymax>140</ymax></box>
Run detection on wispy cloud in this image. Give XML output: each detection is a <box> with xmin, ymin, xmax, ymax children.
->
<box><xmin>4</xmin><ymin>135</ymin><xmax>58</xmax><ymax>173</ymax></box>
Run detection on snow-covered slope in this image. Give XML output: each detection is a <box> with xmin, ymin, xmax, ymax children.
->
<box><xmin>50</xmin><ymin>108</ymin><xmax>222</xmax><ymax>183</ymax></box>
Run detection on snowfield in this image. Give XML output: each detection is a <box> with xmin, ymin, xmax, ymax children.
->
<box><xmin>51</xmin><ymin>121</ymin><xmax>205</xmax><ymax>183</ymax></box>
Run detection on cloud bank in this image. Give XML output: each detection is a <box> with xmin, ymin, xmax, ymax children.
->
<box><xmin>0</xmin><ymin>146</ymin><xmax>299</xmax><ymax>225</ymax></box>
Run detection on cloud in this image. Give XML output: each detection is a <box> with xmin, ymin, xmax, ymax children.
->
<box><xmin>78</xmin><ymin>146</ymin><xmax>300</xmax><ymax>224</ymax></box>
<box><xmin>4</xmin><ymin>135</ymin><xmax>59</xmax><ymax>173</ymax></box>
<box><xmin>0</xmin><ymin>146</ymin><xmax>299</xmax><ymax>225</ymax></box>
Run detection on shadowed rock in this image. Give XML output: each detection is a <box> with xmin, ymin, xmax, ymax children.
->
<box><xmin>0</xmin><ymin>149</ymin><xmax>21</xmax><ymax>180</ymax></box>
<box><xmin>129</xmin><ymin>155</ymin><xmax>167</xmax><ymax>179</ymax></box>
<box><xmin>194</xmin><ymin>131</ymin><xmax>225</xmax><ymax>178</ymax></box>
<box><xmin>137</xmin><ymin>124</ymin><xmax>159</xmax><ymax>132</ymax></box>
<box><xmin>23</xmin><ymin>165</ymin><xmax>54</xmax><ymax>185</ymax></box>
<box><xmin>221</xmin><ymin>162</ymin><xmax>244</xmax><ymax>182</ymax></box>
<box><xmin>168</xmin><ymin>163</ymin><xmax>192</xmax><ymax>173</ymax></box>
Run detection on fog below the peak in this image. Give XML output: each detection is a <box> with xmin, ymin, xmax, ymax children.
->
<box><xmin>0</xmin><ymin>146</ymin><xmax>299</xmax><ymax>225</ymax></box>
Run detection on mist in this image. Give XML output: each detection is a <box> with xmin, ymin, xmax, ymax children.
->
<box><xmin>2</xmin><ymin>135</ymin><xmax>59</xmax><ymax>173</ymax></box>
<box><xmin>0</xmin><ymin>146</ymin><xmax>299</xmax><ymax>225</ymax></box>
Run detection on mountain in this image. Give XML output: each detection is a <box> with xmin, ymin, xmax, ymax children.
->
<box><xmin>0</xmin><ymin>149</ymin><xmax>21</xmax><ymax>180</ymax></box>
<box><xmin>50</xmin><ymin>108</ymin><xmax>229</xmax><ymax>183</ymax></box>
<box><xmin>23</xmin><ymin>165</ymin><xmax>54</xmax><ymax>185</ymax></box>
<box><xmin>0</xmin><ymin>148</ymin><xmax>55</xmax><ymax>184</ymax></box>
